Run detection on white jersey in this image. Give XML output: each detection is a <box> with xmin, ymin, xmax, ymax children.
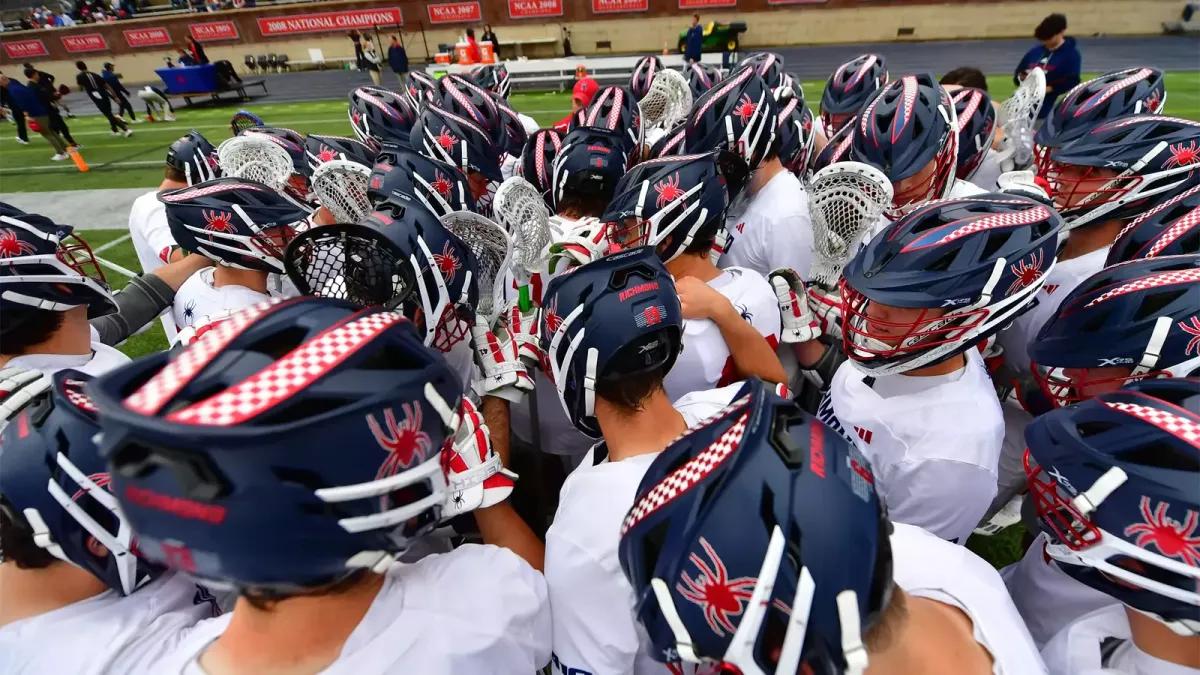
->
<box><xmin>892</xmin><ymin>522</ymin><xmax>1049</xmax><ymax>675</ymax></box>
<box><xmin>719</xmin><ymin>169</ymin><xmax>814</xmax><ymax>279</ymax></box>
<box><xmin>1041</xmin><ymin>604</ymin><xmax>1197</xmax><ymax>675</ymax></box>
<box><xmin>545</xmin><ymin>385</ymin><xmax>740</xmax><ymax>675</ymax></box>
<box><xmin>969</xmin><ymin>148</ymin><xmax>1005</xmax><ymax>192</ymax></box>
<box><xmin>128</xmin><ymin>189</ymin><xmax>182</xmax><ymax>343</ymax></box>
<box><xmin>146</xmin><ymin>545</ymin><xmax>550</xmax><ymax>675</ymax></box>
<box><xmin>5</xmin><ymin>326</ymin><xmax>130</xmax><ymax>376</ymax></box>
<box><xmin>172</xmin><ymin>267</ymin><xmax>270</xmax><ymax>332</ymax></box>
<box><xmin>664</xmin><ymin>267</ymin><xmax>780</xmax><ymax>402</ymax></box>
<box><xmin>819</xmin><ymin>349</ymin><xmax>1004</xmax><ymax>544</ymax></box>
<box><xmin>1001</xmin><ymin>533</ymin><xmax>1118</xmax><ymax>649</ymax></box>
<box><xmin>0</xmin><ymin>572</ymin><xmax>219</xmax><ymax>675</ymax></box>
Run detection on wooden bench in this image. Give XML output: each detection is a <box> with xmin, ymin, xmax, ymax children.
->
<box><xmin>167</xmin><ymin>79</ymin><xmax>268</xmax><ymax>106</ymax></box>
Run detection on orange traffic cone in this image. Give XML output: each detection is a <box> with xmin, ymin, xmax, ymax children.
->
<box><xmin>662</xmin><ymin>42</ymin><xmax>669</xmax><ymax>56</ymax></box>
<box><xmin>69</xmin><ymin>147</ymin><xmax>89</xmax><ymax>172</ymax></box>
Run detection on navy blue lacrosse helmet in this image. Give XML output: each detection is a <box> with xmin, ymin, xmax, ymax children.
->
<box><xmin>683</xmin><ymin>61</ymin><xmax>722</xmax><ymax>100</ymax></box>
<box><xmin>0</xmin><ymin>204</ymin><xmax>115</xmax><ymax>319</ymax></box>
<box><xmin>630</xmin><ymin>55</ymin><xmax>664</xmax><ymax>100</ymax></box>
<box><xmin>539</xmin><ymin>247</ymin><xmax>682</xmax><ymax>438</ymax></box>
<box><xmin>489</xmin><ymin>92</ymin><xmax>530</xmax><ymax>159</ymax></box>
<box><xmin>303</xmin><ymin>133</ymin><xmax>377</xmax><ymax>175</ymax></box>
<box><xmin>88</xmin><ymin>296</ymin><xmax>463</xmax><ymax>593</ymax></box>
<box><xmin>776</xmin><ymin>89</ymin><xmax>816</xmax><ymax>177</ymax></box>
<box><xmin>411</xmin><ymin>103</ymin><xmax>504</xmax><ymax>184</ymax></box>
<box><xmin>0</xmin><ymin>370</ymin><xmax>162</xmax><ymax>596</ymax></box>
<box><xmin>572</xmin><ymin>85</ymin><xmax>644</xmax><ymax>162</ymax></box>
<box><xmin>809</xmin><ymin>122</ymin><xmax>855</xmax><ymax>176</ymax></box>
<box><xmin>842</xmin><ymin>194</ymin><xmax>1065</xmax><ymax>375</ymax></box>
<box><xmin>851</xmin><ymin>73</ymin><xmax>959</xmax><ymax>212</ymax></box>
<box><xmin>367</xmin><ymin>144</ymin><xmax>475</xmax><ymax>218</ymax></box>
<box><xmin>473</xmin><ymin>63</ymin><xmax>511</xmax><ymax>100</ymax></box>
<box><xmin>1034</xmin><ymin>67</ymin><xmax>1167</xmax><ymax>176</ymax></box>
<box><xmin>1029</xmin><ymin>254</ymin><xmax>1200</xmax><ymax>408</ymax></box>
<box><xmin>820</xmin><ymin>53</ymin><xmax>888</xmax><ymax>138</ymax></box>
<box><xmin>436</xmin><ymin>73</ymin><xmax>505</xmax><ymax>148</ymax></box>
<box><xmin>519</xmin><ymin>128</ymin><xmax>564</xmax><ymax>209</ymax></box>
<box><xmin>405</xmin><ymin>70</ymin><xmax>439</xmax><ymax>112</ymax></box>
<box><xmin>1043</xmin><ymin>115</ymin><xmax>1200</xmax><ymax>232</ymax></box>
<box><xmin>619</xmin><ymin>378</ymin><xmax>892</xmax><ymax>674</ymax></box>
<box><xmin>739</xmin><ymin>51</ymin><xmax>786</xmax><ymax>90</ymax></box>
<box><xmin>1025</xmin><ymin>377</ymin><xmax>1200</xmax><ymax>635</ymax></box>
<box><xmin>648</xmin><ymin>119</ymin><xmax>687</xmax><ymax>160</ymax></box>
<box><xmin>683</xmin><ymin>64</ymin><xmax>778</xmax><ymax>172</ymax></box>
<box><xmin>166</xmin><ymin>130</ymin><xmax>220</xmax><ymax>186</ymax></box>
<box><xmin>348</xmin><ymin>85</ymin><xmax>418</xmax><ymax>147</ymax></box>
<box><xmin>949</xmin><ymin>86</ymin><xmax>997</xmax><ymax>182</ymax></box>
<box><xmin>551</xmin><ymin>127</ymin><xmax>630</xmax><ymax>213</ymax></box>
<box><xmin>1106</xmin><ymin>176</ymin><xmax>1200</xmax><ymax>265</ymax></box>
<box><xmin>160</xmin><ymin>177</ymin><xmax>311</xmax><ymax>274</ymax></box>
<box><xmin>603</xmin><ymin>152</ymin><xmax>731</xmax><ymax>263</ymax></box>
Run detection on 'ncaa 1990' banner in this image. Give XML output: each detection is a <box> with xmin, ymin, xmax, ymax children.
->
<box><xmin>258</xmin><ymin>8</ymin><xmax>403</xmax><ymax>36</ymax></box>
<box><xmin>591</xmin><ymin>0</ymin><xmax>648</xmax><ymax>14</ymax></box>
<box><xmin>509</xmin><ymin>0</ymin><xmax>563</xmax><ymax>19</ymax></box>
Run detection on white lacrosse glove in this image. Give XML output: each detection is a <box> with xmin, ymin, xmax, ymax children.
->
<box><xmin>0</xmin><ymin>367</ymin><xmax>51</xmax><ymax>431</ymax></box>
<box><xmin>549</xmin><ymin>218</ymin><xmax>610</xmax><ymax>273</ymax></box>
<box><xmin>470</xmin><ymin>315</ymin><xmax>534</xmax><ymax>403</ymax></box>
<box><xmin>442</xmin><ymin>398</ymin><xmax>517</xmax><ymax>519</ymax></box>
<box><xmin>997</xmin><ymin>170</ymin><xmax>1053</xmax><ymax>206</ymax></box>
<box><xmin>172</xmin><ymin>309</ymin><xmax>237</xmax><ymax>348</ymax></box>
<box><xmin>769</xmin><ymin>268</ymin><xmax>821</xmax><ymax>344</ymax></box>
<box><xmin>710</xmin><ymin>227</ymin><xmax>730</xmax><ymax>266</ymax></box>
<box><xmin>808</xmin><ymin>282</ymin><xmax>845</xmax><ymax>341</ymax></box>
<box><xmin>504</xmin><ymin>300</ymin><xmax>541</xmax><ymax>371</ymax></box>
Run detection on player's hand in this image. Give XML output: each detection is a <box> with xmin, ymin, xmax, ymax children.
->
<box><xmin>469</xmin><ymin>315</ymin><xmax>534</xmax><ymax>403</ymax></box>
<box><xmin>676</xmin><ymin>275</ymin><xmax>732</xmax><ymax>322</ymax></box>
<box><xmin>709</xmin><ymin>227</ymin><xmax>730</xmax><ymax>265</ymax></box>
<box><xmin>997</xmin><ymin>170</ymin><xmax>1053</xmax><ymax>206</ymax></box>
<box><xmin>807</xmin><ymin>282</ymin><xmax>844</xmax><ymax>341</ymax></box>
<box><xmin>504</xmin><ymin>300</ymin><xmax>541</xmax><ymax>371</ymax></box>
<box><xmin>768</xmin><ymin>268</ymin><xmax>821</xmax><ymax>344</ymax></box>
<box><xmin>172</xmin><ymin>308</ymin><xmax>237</xmax><ymax>349</ymax></box>
<box><xmin>549</xmin><ymin>219</ymin><xmax>610</xmax><ymax>273</ymax></box>
<box><xmin>442</xmin><ymin>398</ymin><xmax>517</xmax><ymax>520</ymax></box>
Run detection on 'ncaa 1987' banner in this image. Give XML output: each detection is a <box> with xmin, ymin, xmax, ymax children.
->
<box><xmin>428</xmin><ymin>2</ymin><xmax>481</xmax><ymax>24</ymax></box>
<box><xmin>258</xmin><ymin>8</ymin><xmax>403</xmax><ymax>36</ymax></box>
<box><xmin>509</xmin><ymin>0</ymin><xmax>563</xmax><ymax>19</ymax></box>
<box><xmin>591</xmin><ymin>0</ymin><xmax>648</xmax><ymax>14</ymax></box>
<box><xmin>2</xmin><ymin>39</ymin><xmax>47</xmax><ymax>59</ymax></box>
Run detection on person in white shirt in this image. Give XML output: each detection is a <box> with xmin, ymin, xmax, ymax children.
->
<box><xmin>538</xmin><ymin>249</ymin><xmax>748</xmax><ymax>674</ymax></box>
<box><xmin>85</xmin><ymin>295</ymin><xmax>551</xmax><ymax>674</ymax></box>
<box><xmin>617</xmin><ymin>377</ymin><xmax>1046</xmax><ymax>674</ymax></box>
<box><xmin>1022</xmin><ymin>379</ymin><xmax>1200</xmax><ymax>675</ymax></box>
<box><xmin>0</xmin><ymin>370</ymin><xmax>218</xmax><ymax>675</ymax></box>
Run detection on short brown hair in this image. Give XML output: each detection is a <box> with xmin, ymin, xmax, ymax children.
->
<box><xmin>164</xmin><ymin>165</ymin><xmax>187</xmax><ymax>183</ymax></box>
<box><xmin>940</xmin><ymin>67</ymin><xmax>988</xmax><ymax>91</ymax></box>
<box><xmin>864</xmin><ymin>585</ymin><xmax>908</xmax><ymax>653</ymax></box>
<box><xmin>1035</xmin><ymin>13</ymin><xmax>1068</xmax><ymax>41</ymax></box>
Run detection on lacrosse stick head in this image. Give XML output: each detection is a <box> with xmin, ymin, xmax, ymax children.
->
<box><xmin>230</xmin><ymin>109</ymin><xmax>263</xmax><ymax>136</ymax></box>
<box><xmin>216</xmin><ymin>135</ymin><xmax>294</xmax><ymax>192</ymax></box>
<box><xmin>284</xmin><ymin>222</ymin><xmax>416</xmax><ymax>309</ymax></box>
<box><xmin>639</xmin><ymin>69</ymin><xmax>693</xmax><ymax>135</ymax></box>
<box><xmin>807</xmin><ymin>162</ymin><xmax>894</xmax><ymax>288</ymax></box>
<box><xmin>998</xmin><ymin>66</ymin><xmax>1046</xmax><ymax>170</ymax></box>
<box><xmin>311</xmin><ymin>160</ymin><xmax>373</xmax><ymax>225</ymax></box>
<box><xmin>304</xmin><ymin>133</ymin><xmax>378</xmax><ymax>175</ymax></box>
<box><xmin>493</xmin><ymin>175</ymin><xmax>552</xmax><ymax>275</ymax></box>
<box><xmin>630</xmin><ymin>55</ymin><xmax>664</xmax><ymax>100</ymax></box>
<box><xmin>440</xmin><ymin>210</ymin><xmax>513</xmax><ymax>324</ymax></box>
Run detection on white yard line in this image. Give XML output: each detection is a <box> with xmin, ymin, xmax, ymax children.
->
<box><xmin>97</xmin><ymin>256</ymin><xmax>137</xmax><ymax>278</ymax></box>
<box><xmin>93</xmin><ymin>233</ymin><xmax>132</xmax><ymax>253</ymax></box>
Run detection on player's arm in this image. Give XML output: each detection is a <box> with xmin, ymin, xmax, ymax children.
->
<box><xmin>475</xmin><ymin>501</ymin><xmax>544</xmax><ymax>573</ymax></box>
<box><xmin>885</xmin><ymin>458</ymin><xmax>998</xmax><ymax>545</ymax></box>
<box><xmin>90</xmin><ymin>255</ymin><xmax>212</xmax><ymax>346</ymax></box>
<box><xmin>678</xmin><ymin>276</ymin><xmax>787</xmax><ymax>386</ymax></box>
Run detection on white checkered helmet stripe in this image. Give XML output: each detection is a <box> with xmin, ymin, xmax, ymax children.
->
<box><xmin>1105</xmin><ymin>398</ymin><xmax>1200</xmax><ymax>447</ymax></box>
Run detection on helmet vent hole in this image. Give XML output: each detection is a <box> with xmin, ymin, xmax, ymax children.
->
<box><xmin>245</xmin><ymin>326</ymin><xmax>310</xmax><ymax>359</ymax></box>
<box><xmin>1115</xmin><ymin>443</ymin><xmax>1200</xmax><ymax>471</ymax></box>
<box><xmin>1081</xmin><ymin>310</ymin><xmax>1111</xmax><ymax>333</ymax></box>
<box><xmin>256</xmin><ymin>398</ymin><xmax>353</xmax><ymax>425</ymax></box>
<box><xmin>1134</xmin><ymin>289</ymin><xmax>1183</xmax><ymax>320</ymax></box>
<box><xmin>980</xmin><ymin>233</ymin><xmax>1008</xmax><ymax>260</ymax></box>
<box><xmin>927</xmin><ymin>250</ymin><xmax>956</xmax><ymax>272</ymax></box>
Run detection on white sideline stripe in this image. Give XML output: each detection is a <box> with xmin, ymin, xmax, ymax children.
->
<box><xmin>93</xmin><ymin>233</ymin><xmax>132</xmax><ymax>254</ymax></box>
<box><xmin>97</xmin><ymin>256</ymin><xmax>137</xmax><ymax>278</ymax></box>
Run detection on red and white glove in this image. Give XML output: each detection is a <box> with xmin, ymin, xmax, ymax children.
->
<box><xmin>442</xmin><ymin>398</ymin><xmax>517</xmax><ymax>519</ymax></box>
<box><xmin>710</xmin><ymin>226</ymin><xmax>730</xmax><ymax>266</ymax></box>
<box><xmin>504</xmin><ymin>300</ymin><xmax>541</xmax><ymax>371</ymax></box>
<box><xmin>807</xmin><ymin>282</ymin><xmax>844</xmax><ymax>341</ymax></box>
<box><xmin>769</xmin><ymin>268</ymin><xmax>821</xmax><ymax>344</ymax></box>
<box><xmin>470</xmin><ymin>315</ymin><xmax>534</xmax><ymax>403</ymax></box>
<box><xmin>172</xmin><ymin>309</ymin><xmax>237</xmax><ymax>348</ymax></box>
<box><xmin>549</xmin><ymin>218</ymin><xmax>610</xmax><ymax>273</ymax></box>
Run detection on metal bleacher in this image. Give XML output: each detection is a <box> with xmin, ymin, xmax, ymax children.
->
<box><xmin>429</xmin><ymin>53</ymin><xmax>729</xmax><ymax>93</ymax></box>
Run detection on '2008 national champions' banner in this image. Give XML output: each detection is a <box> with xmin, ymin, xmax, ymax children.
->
<box><xmin>258</xmin><ymin>8</ymin><xmax>403</xmax><ymax>36</ymax></box>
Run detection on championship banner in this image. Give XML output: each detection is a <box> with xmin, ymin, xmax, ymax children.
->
<box><xmin>508</xmin><ymin>0</ymin><xmax>563</xmax><ymax>19</ymax></box>
<box><xmin>190</xmin><ymin>21</ymin><xmax>239</xmax><ymax>42</ymax></box>
<box><xmin>767</xmin><ymin>0</ymin><xmax>828</xmax><ymax>4</ymax></box>
<box><xmin>591</xmin><ymin>0</ymin><xmax>649</xmax><ymax>14</ymax></box>
<box><xmin>61</xmin><ymin>34</ymin><xmax>108</xmax><ymax>53</ymax></box>
<box><xmin>2</xmin><ymin>39</ymin><xmax>48</xmax><ymax>59</ymax></box>
<box><xmin>124</xmin><ymin>27</ymin><xmax>172</xmax><ymax>48</ymax></box>
<box><xmin>428</xmin><ymin>2</ymin><xmax>481</xmax><ymax>24</ymax></box>
<box><xmin>258</xmin><ymin>8</ymin><xmax>403</xmax><ymax>36</ymax></box>
<box><xmin>680</xmin><ymin>0</ymin><xmax>736</xmax><ymax>7</ymax></box>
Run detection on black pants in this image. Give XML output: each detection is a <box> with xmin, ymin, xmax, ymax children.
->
<box><xmin>47</xmin><ymin>108</ymin><xmax>76</xmax><ymax>146</ymax></box>
<box><xmin>10</xmin><ymin>105</ymin><xmax>27</xmax><ymax>142</ymax></box>
<box><xmin>113</xmin><ymin>93</ymin><xmax>135</xmax><ymax>120</ymax></box>
<box><xmin>95</xmin><ymin>99</ymin><xmax>128</xmax><ymax>132</ymax></box>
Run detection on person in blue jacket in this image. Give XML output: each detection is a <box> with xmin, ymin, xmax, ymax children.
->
<box><xmin>0</xmin><ymin>72</ymin><xmax>71</xmax><ymax>160</ymax></box>
<box><xmin>1014</xmin><ymin>13</ymin><xmax>1082</xmax><ymax>119</ymax></box>
<box><xmin>684</xmin><ymin>14</ymin><xmax>703</xmax><ymax>64</ymax></box>
<box><xmin>387</xmin><ymin>35</ymin><xmax>408</xmax><ymax>88</ymax></box>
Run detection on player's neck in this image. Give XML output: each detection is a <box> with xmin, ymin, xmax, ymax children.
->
<box><xmin>213</xmin><ymin>265</ymin><xmax>269</xmax><ymax>294</ymax></box>
<box><xmin>159</xmin><ymin>178</ymin><xmax>187</xmax><ymax>191</ymax></box>
<box><xmin>0</xmin><ymin>560</ymin><xmax>110</xmax><ymax>628</ymax></box>
<box><xmin>665</xmin><ymin>252</ymin><xmax>720</xmax><ymax>283</ymax></box>
<box><xmin>596</xmin><ymin>391</ymin><xmax>688</xmax><ymax>463</ymax></box>
<box><xmin>0</xmin><ymin>306</ymin><xmax>92</xmax><ymax>368</ymax></box>
<box><xmin>1126</xmin><ymin>605</ymin><xmax>1200</xmax><ymax>668</ymax></box>
<box><xmin>200</xmin><ymin>573</ymin><xmax>386</xmax><ymax>675</ymax></box>
<box><xmin>748</xmin><ymin>158</ymin><xmax>784</xmax><ymax>198</ymax></box>
<box><xmin>1061</xmin><ymin>218</ymin><xmax>1123</xmax><ymax>261</ymax></box>
<box><xmin>901</xmin><ymin>353</ymin><xmax>965</xmax><ymax>378</ymax></box>
<box><xmin>866</xmin><ymin>592</ymin><xmax>994</xmax><ymax>675</ymax></box>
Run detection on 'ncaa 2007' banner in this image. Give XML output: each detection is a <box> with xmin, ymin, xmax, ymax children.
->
<box><xmin>258</xmin><ymin>8</ymin><xmax>403</xmax><ymax>36</ymax></box>
<box><xmin>428</xmin><ymin>2</ymin><xmax>481</xmax><ymax>24</ymax></box>
<box><xmin>508</xmin><ymin>0</ymin><xmax>563</xmax><ymax>19</ymax></box>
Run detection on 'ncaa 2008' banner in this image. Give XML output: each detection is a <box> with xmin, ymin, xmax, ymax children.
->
<box><xmin>258</xmin><ymin>8</ymin><xmax>403</xmax><ymax>36</ymax></box>
<box><xmin>508</xmin><ymin>0</ymin><xmax>563</xmax><ymax>19</ymax></box>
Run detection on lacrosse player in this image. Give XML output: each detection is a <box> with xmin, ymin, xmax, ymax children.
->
<box><xmin>136</xmin><ymin>85</ymin><xmax>174</xmax><ymax>122</ymax></box>
<box><xmin>816</xmin><ymin>53</ymin><xmax>888</xmax><ymax>146</ymax></box>
<box><xmin>618</xmin><ymin>378</ymin><xmax>1047</xmax><ymax>675</ymax></box>
<box><xmin>411</xmin><ymin>103</ymin><xmax>505</xmax><ymax>215</ymax></box>
<box><xmin>86</xmin><ymin>296</ymin><xmax>551</xmax><ymax>674</ymax></box>
<box><xmin>945</xmin><ymin>84</ymin><xmax>1003</xmax><ymax>190</ymax></box>
<box><xmin>0</xmin><ymin>370</ymin><xmax>220</xmax><ymax>675</ymax></box>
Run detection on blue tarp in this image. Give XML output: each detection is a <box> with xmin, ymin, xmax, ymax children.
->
<box><xmin>156</xmin><ymin>64</ymin><xmax>219</xmax><ymax>95</ymax></box>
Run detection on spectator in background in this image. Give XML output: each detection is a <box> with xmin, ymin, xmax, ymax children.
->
<box><xmin>362</xmin><ymin>40</ymin><xmax>382</xmax><ymax>86</ymax></box>
<box><xmin>1015</xmin><ymin>13</ymin><xmax>1081</xmax><ymax>119</ymax></box>
<box><xmin>23</xmin><ymin>63</ymin><xmax>73</xmax><ymax>118</ymax></box>
<box><xmin>177</xmin><ymin>49</ymin><xmax>196</xmax><ymax>66</ymax></box>
<box><xmin>387</xmin><ymin>35</ymin><xmax>409</xmax><ymax>88</ymax></box>
<box><xmin>2</xmin><ymin>72</ymin><xmax>71</xmax><ymax>161</ymax></box>
<box><xmin>349</xmin><ymin>31</ymin><xmax>364</xmax><ymax>70</ymax></box>
<box><xmin>552</xmin><ymin>76</ymin><xmax>597</xmax><ymax>132</ymax></box>
<box><xmin>465</xmin><ymin>27</ymin><xmax>481</xmax><ymax>63</ymax></box>
<box><xmin>57</xmin><ymin>10</ymin><xmax>75</xmax><ymax>26</ymax></box>
<box><xmin>481</xmin><ymin>23</ymin><xmax>499</xmax><ymax>51</ymax></box>
<box><xmin>25</xmin><ymin>68</ymin><xmax>78</xmax><ymax>151</ymax></box>
<box><xmin>102</xmin><ymin>62</ymin><xmax>137</xmax><ymax>122</ymax></box>
<box><xmin>186</xmin><ymin>35</ymin><xmax>210</xmax><ymax>65</ymax></box>
<box><xmin>940</xmin><ymin>66</ymin><xmax>988</xmax><ymax>91</ymax></box>
<box><xmin>684</xmin><ymin>13</ymin><xmax>703</xmax><ymax>63</ymax></box>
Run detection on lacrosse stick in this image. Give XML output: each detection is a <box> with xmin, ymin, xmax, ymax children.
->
<box><xmin>995</xmin><ymin>67</ymin><xmax>1046</xmax><ymax>172</ymax></box>
<box><xmin>284</xmin><ymin>223</ymin><xmax>416</xmax><ymax>309</ymax></box>
<box><xmin>807</xmin><ymin>161</ymin><xmax>894</xmax><ymax>289</ymax></box>
<box><xmin>493</xmin><ymin>176</ymin><xmax>553</xmax><ymax>311</ymax></box>
<box><xmin>216</xmin><ymin>135</ymin><xmax>293</xmax><ymax>192</ymax></box>
<box><xmin>230</xmin><ymin>109</ymin><xmax>264</xmax><ymax>136</ymax></box>
<box><xmin>639</xmin><ymin>69</ymin><xmax>693</xmax><ymax>136</ymax></box>
<box><xmin>441</xmin><ymin>211</ymin><xmax>514</xmax><ymax>325</ymax></box>
<box><xmin>311</xmin><ymin>160</ymin><xmax>372</xmax><ymax>224</ymax></box>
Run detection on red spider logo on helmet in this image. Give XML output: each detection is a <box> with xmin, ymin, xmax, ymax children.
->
<box><xmin>1180</xmin><ymin>316</ymin><xmax>1200</xmax><ymax>356</ymax></box>
<box><xmin>1008</xmin><ymin>250</ymin><xmax>1046</xmax><ymax>295</ymax></box>
<box><xmin>1124</xmin><ymin>497</ymin><xmax>1200</xmax><ymax>567</ymax></box>
<box><xmin>367</xmin><ymin>403</ymin><xmax>433</xmax><ymax>482</ymax></box>
<box><xmin>202</xmin><ymin>210</ymin><xmax>236</xmax><ymax>234</ymax></box>
<box><xmin>0</xmin><ymin>228</ymin><xmax>38</xmax><ymax>258</ymax></box>
<box><xmin>435</xmin><ymin>127</ymin><xmax>458</xmax><ymax>151</ymax></box>
<box><xmin>676</xmin><ymin>537</ymin><xmax>758</xmax><ymax>637</ymax></box>
<box><xmin>71</xmin><ymin>473</ymin><xmax>112</xmax><ymax>501</ymax></box>
<box><xmin>350</xmin><ymin>109</ymin><xmax>363</xmax><ymax>127</ymax></box>
<box><xmin>733</xmin><ymin>94</ymin><xmax>758</xmax><ymax>124</ymax></box>
<box><xmin>542</xmin><ymin>297</ymin><xmax>562</xmax><ymax>336</ymax></box>
<box><xmin>1145</xmin><ymin>89</ymin><xmax>1164</xmax><ymax>114</ymax></box>
<box><xmin>1164</xmin><ymin>141</ymin><xmax>1200</xmax><ymax>170</ymax></box>
<box><xmin>654</xmin><ymin>173</ymin><xmax>687</xmax><ymax>210</ymax></box>
<box><xmin>430</xmin><ymin>170</ymin><xmax>453</xmax><ymax>196</ymax></box>
<box><xmin>432</xmin><ymin>241</ymin><xmax>461</xmax><ymax>283</ymax></box>
<box><xmin>317</xmin><ymin>145</ymin><xmax>337</xmax><ymax>163</ymax></box>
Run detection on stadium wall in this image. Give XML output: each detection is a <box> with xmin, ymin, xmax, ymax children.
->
<box><xmin>0</xmin><ymin>0</ymin><xmax>1181</xmax><ymax>84</ymax></box>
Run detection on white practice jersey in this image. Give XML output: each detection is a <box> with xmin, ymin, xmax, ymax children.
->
<box><xmin>969</xmin><ymin>148</ymin><xmax>1005</xmax><ymax>192</ymax></box>
<box><xmin>664</xmin><ymin>267</ymin><xmax>780</xmax><ymax>402</ymax></box>
<box><xmin>1041</xmin><ymin>604</ymin><xmax>1197</xmax><ymax>675</ymax></box>
<box><xmin>146</xmin><ymin>545</ymin><xmax>549</xmax><ymax>675</ymax></box>
<box><xmin>892</xmin><ymin>522</ymin><xmax>1049</xmax><ymax>675</ymax></box>
<box><xmin>129</xmin><ymin>189</ymin><xmax>182</xmax><ymax>342</ymax></box>
<box><xmin>1001</xmin><ymin>533</ymin><xmax>1118</xmax><ymax>649</ymax></box>
<box><xmin>172</xmin><ymin>267</ymin><xmax>270</xmax><ymax>332</ymax></box>
<box><xmin>0</xmin><ymin>572</ymin><xmax>219</xmax><ymax>675</ymax></box>
<box><xmin>545</xmin><ymin>385</ymin><xmax>740</xmax><ymax>675</ymax></box>
<box><xmin>719</xmin><ymin>169</ymin><xmax>814</xmax><ymax>278</ymax></box>
<box><xmin>5</xmin><ymin>326</ymin><xmax>130</xmax><ymax>376</ymax></box>
<box><xmin>819</xmin><ymin>349</ymin><xmax>1004</xmax><ymax>544</ymax></box>
<box><xmin>445</xmin><ymin>336</ymin><xmax>477</xmax><ymax>391</ymax></box>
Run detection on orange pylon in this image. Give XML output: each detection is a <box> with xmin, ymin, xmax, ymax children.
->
<box><xmin>69</xmin><ymin>147</ymin><xmax>89</xmax><ymax>172</ymax></box>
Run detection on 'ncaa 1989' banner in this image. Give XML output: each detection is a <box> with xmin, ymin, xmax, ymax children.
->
<box><xmin>258</xmin><ymin>8</ymin><xmax>403</xmax><ymax>36</ymax></box>
<box><xmin>508</xmin><ymin>0</ymin><xmax>563</xmax><ymax>19</ymax></box>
